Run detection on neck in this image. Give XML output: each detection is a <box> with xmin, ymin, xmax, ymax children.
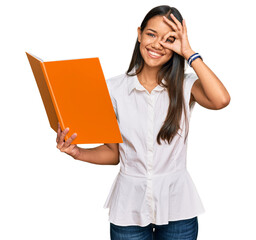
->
<box><xmin>137</xmin><ymin>65</ymin><xmax>160</xmax><ymax>85</ymax></box>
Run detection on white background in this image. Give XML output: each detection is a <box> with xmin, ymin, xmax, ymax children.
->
<box><xmin>1</xmin><ymin>0</ymin><xmax>255</xmax><ymax>239</ymax></box>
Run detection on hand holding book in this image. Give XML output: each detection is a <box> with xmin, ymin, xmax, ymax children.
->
<box><xmin>56</xmin><ymin>122</ymin><xmax>80</xmax><ymax>159</ymax></box>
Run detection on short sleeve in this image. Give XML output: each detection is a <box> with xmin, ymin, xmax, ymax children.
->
<box><xmin>106</xmin><ymin>79</ymin><xmax>118</xmax><ymax>121</ymax></box>
<box><xmin>184</xmin><ymin>72</ymin><xmax>198</xmax><ymax>112</ymax></box>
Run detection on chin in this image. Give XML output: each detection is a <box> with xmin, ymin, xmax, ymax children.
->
<box><xmin>144</xmin><ymin>58</ymin><xmax>170</xmax><ymax>69</ymax></box>
<box><xmin>144</xmin><ymin>62</ymin><xmax>163</xmax><ymax>69</ymax></box>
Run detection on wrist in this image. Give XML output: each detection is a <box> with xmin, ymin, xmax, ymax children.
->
<box><xmin>183</xmin><ymin>49</ymin><xmax>196</xmax><ymax>61</ymax></box>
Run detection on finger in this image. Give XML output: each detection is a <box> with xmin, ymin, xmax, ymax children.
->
<box><xmin>162</xmin><ymin>31</ymin><xmax>177</xmax><ymax>43</ymax></box>
<box><xmin>59</xmin><ymin>133</ymin><xmax>77</xmax><ymax>153</ymax></box>
<box><xmin>159</xmin><ymin>40</ymin><xmax>173</xmax><ymax>50</ymax></box>
<box><xmin>57</xmin><ymin>127</ymin><xmax>69</xmax><ymax>147</ymax></box>
<box><xmin>62</xmin><ymin>132</ymin><xmax>77</xmax><ymax>149</ymax></box>
<box><xmin>57</xmin><ymin>141</ymin><xmax>64</xmax><ymax>151</ymax></box>
<box><xmin>183</xmin><ymin>19</ymin><xmax>187</xmax><ymax>34</ymax></box>
<box><xmin>170</xmin><ymin>13</ymin><xmax>183</xmax><ymax>30</ymax></box>
<box><xmin>56</xmin><ymin>122</ymin><xmax>61</xmax><ymax>143</ymax></box>
<box><xmin>61</xmin><ymin>128</ymin><xmax>69</xmax><ymax>142</ymax></box>
<box><xmin>163</xmin><ymin>16</ymin><xmax>178</xmax><ymax>31</ymax></box>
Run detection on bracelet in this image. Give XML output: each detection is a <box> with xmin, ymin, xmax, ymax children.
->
<box><xmin>187</xmin><ymin>53</ymin><xmax>203</xmax><ymax>67</ymax></box>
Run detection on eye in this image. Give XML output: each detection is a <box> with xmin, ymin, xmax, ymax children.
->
<box><xmin>147</xmin><ymin>33</ymin><xmax>155</xmax><ymax>37</ymax></box>
<box><xmin>166</xmin><ymin>37</ymin><xmax>175</xmax><ymax>43</ymax></box>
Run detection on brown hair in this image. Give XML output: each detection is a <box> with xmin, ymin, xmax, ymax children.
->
<box><xmin>126</xmin><ymin>5</ymin><xmax>190</xmax><ymax>145</ymax></box>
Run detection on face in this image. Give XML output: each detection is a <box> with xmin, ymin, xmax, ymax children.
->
<box><xmin>137</xmin><ymin>15</ymin><xmax>175</xmax><ymax>70</ymax></box>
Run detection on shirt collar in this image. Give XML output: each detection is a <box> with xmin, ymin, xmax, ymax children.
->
<box><xmin>127</xmin><ymin>67</ymin><xmax>167</xmax><ymax>95</ymax></box>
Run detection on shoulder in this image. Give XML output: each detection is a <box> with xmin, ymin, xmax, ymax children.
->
<box><xmin>184</xmin><ymin>72</ymin><xmax>198</xmax><ymax>85</ymax></box>
<box><xmin>183</xmin><ymin>72</ymin><xmax>199</xmax><ymax>105</ymax></box>
<box><xmin>106</xmin><ymin>72</ymin><xmax>128</xmax><ymax>95</ymax></box>
<box><xmin>183</xmin><ymin>72</ymin><xmax>199</xmax><ymax>93</ymax></box>
<box><xmin>106</xmin><ymin>73</ymin><xmax>126</xmax><ymax>87</ymax></box>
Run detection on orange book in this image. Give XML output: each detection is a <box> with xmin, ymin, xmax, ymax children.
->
<box><xmin>26</xmin><ymin>52</ymin><xmax>122</xmax><ymax>144</ymax></box>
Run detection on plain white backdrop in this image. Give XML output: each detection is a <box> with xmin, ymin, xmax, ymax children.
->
<box><xmin>1</xmin><ymin>0</ymin><xmax>255</xmax><ymax>239</ymax></box>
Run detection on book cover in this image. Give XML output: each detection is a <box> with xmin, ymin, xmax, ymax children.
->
<box><xmin>26</xmin><ymin>52</ymin><xmax>123</xmax><ymax>144</ymax></box>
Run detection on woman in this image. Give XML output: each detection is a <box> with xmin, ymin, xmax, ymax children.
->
<box><xmin>56</xmin><ymin>5</ymin><xmax>230</xmax><ymax>240</ymax></box>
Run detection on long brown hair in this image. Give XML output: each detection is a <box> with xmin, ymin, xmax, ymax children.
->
<box><xmin>126</xmin><ymin>5</ymin><xmax>190</xmax><ymax>145</ymax></box>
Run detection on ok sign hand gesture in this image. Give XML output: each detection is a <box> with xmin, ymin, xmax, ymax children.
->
<box><xmin>160</xmin><ymin>13</ymin><xmax>194</xmax><ymax>59</ymax></box>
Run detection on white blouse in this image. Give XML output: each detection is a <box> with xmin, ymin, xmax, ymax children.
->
<box><xmin>103</xmin><ymin>67</ymin><xmax>205</xmax><ymax>227</ymax></box>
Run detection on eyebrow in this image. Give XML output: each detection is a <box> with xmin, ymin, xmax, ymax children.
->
<box><xmin>147</xmin><ymin>28</ymin><xmax>157</xmax><ymax>33</ymax></box>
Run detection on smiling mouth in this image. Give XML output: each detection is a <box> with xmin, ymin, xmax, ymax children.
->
<box><xmin>147</xmin><ymin>49</ymin><xmax>164</xmax><ymax>59</ymax></box>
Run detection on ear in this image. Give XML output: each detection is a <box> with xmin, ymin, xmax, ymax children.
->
<box><xmin>137</xmin><ymin>27</ymin><xmax>142</xmax><ymax>43</ymax></box>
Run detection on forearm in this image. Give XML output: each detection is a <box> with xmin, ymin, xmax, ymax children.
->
<box><xmin>74</xmin><ymin>145</ymin><xmax>119</xmax><ymax>165</ymax></box>
<box><xmin>183</xmin><ymin>49</ymin><xmax>230</xmax><ymax>106</ymax></box>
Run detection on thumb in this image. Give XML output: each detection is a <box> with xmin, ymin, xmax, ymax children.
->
<box><xmin>160</xmin><ymin>41</ymin><xmax>171</xmax><ymax>49</ymax></box>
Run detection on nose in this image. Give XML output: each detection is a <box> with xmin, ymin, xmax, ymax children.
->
<box><xmin>151</xmin><ymin>38</ymin><xmax>163</xmax><ymax>50</ymax></box>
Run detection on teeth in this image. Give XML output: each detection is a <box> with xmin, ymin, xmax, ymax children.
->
<box><xmin>148</xmin><ymin>50</ymin><xmax>162</xmax><ymax>57</ymax></box>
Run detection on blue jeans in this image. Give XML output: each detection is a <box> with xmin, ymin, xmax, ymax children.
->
<box><xmin>110</xmin><ymin>216</ymin><xmax>198</xmax><ymax>240</ymax></box>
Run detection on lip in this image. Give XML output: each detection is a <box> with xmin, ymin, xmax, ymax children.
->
<box><xmin>147</xmin><ymin>49</ymin><xmax>164</xmax><ymax>59</ymax></box>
